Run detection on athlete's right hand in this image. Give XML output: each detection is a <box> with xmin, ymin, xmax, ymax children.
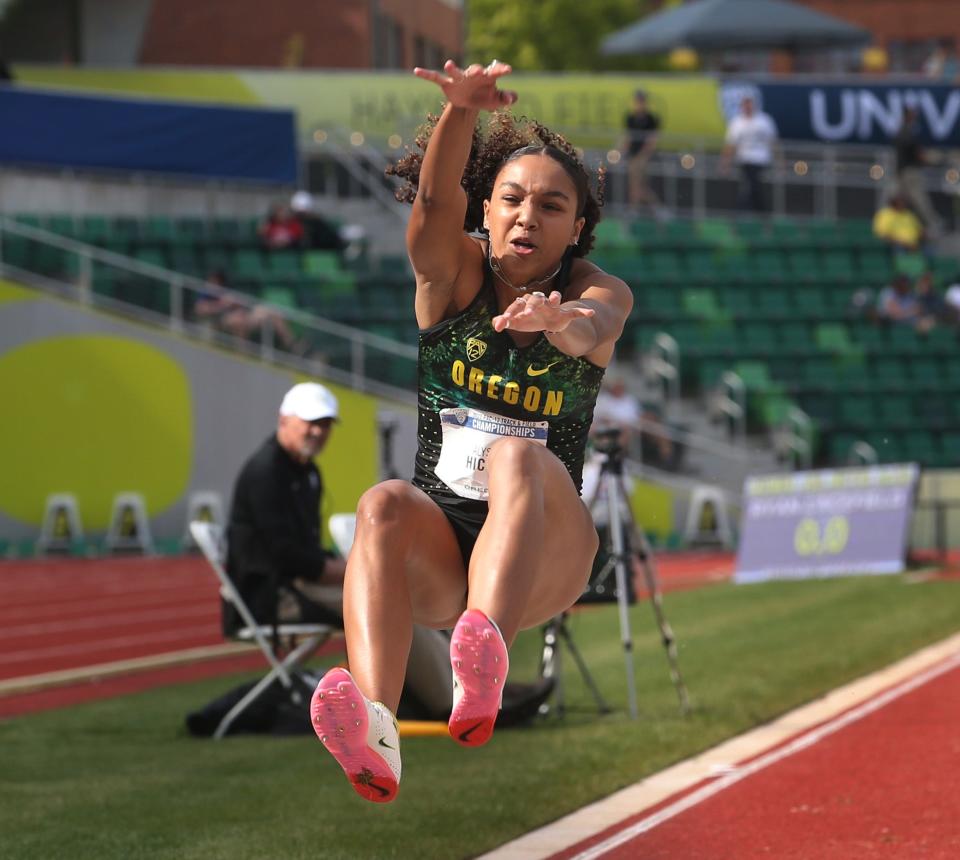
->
<box><xmin>413</xmin><ymin>59</ymin><xmax>517</xmax><ymax>111</ymax></box>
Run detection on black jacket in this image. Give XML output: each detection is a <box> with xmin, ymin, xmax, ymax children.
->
<box><xmin>225</xmin><ymin>436</ymin><xmax>330</xmax><ymax>629</ymax></box>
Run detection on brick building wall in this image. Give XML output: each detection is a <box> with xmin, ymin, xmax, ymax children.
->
<box><xmin>798</xmin><ymin>1</ymin><xmax>960</xmax><ymax>71</ymax></box>
<box><xmin>138</xmin><ymin>0</ymin><xmax>462</xmax><ymax>69</ymax></box>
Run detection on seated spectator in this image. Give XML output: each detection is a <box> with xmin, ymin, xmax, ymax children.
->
<box><xmin>192</xmin><ymin>270</ymin><xmax>304</xmax><ymax>352</ymax></box>
<box><xmin>872</xmin><ymin>195</ymin><xmax>925</xmax><ymax>253</ymax></box>
<box><xmin>944</xmin><ymin>280</ymin><xmax>960</xmax><ymax>326</ymax></box>
<box><xmin>638</xmin><ymin>403</ymin><xmax>681</xmax><ymax>471</ymax></box>
<box><xmin>591</xmin><ymin>372</ymin><xmax>642</xmax><ymax>454</ymax></box>
<box><xmin>290</xmin><ymin>191</ymin><xmax>348</xmax><ymax>253</ymax></box>
<box><xmin>258</xmin><ymin>204</ymin><xmax>304</xmax><ymax>251</ymax></box>
<box><xmin>590</xmin><ymin>373</ymin><xmax>679</xmax><ymax>470</ymax></box>
<box><xmin>914</xmin><ymin>271</ymin><xmax>954</xmax><ymax>332</ymax></box>
<box><xmin>877</xmin><ymin>273</ymin><xmax>925</xmax><ymax>327</ymax></box>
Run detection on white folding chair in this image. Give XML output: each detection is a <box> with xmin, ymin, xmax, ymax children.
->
<box><xmin>189</xmin><ymin>520</ymin><xmax>337</xmax><ymax>739</ymax></box>
<box><xmin>328</xmin><ymin>512</ymin><xmax>358</xmax><ymax>556</ymax></box>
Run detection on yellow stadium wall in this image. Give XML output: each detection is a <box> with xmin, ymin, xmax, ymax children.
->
<box><xmin>0</xmin><ymin>279</ymin><xmax>379</xmax><ymax>551</ymax></box>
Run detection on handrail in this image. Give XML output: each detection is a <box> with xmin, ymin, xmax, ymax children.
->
<box><xmin>0</xmin><ymin>218</ymin><xmax>419</xmax><ymax>396</ymax></box>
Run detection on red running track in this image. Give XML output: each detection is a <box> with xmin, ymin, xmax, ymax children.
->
<box><xmin>0</xmin><ymin>551</ymin><xmax>731</xmax><ymax>718</ymax></box>
<box><xmin>551</xmin><ymin>654</ymin><xmax>960</xmax><ymax>860</ymax></box>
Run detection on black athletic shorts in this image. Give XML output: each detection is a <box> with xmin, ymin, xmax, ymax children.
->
<box><xmin>423</xmin><ymin>491</ymin><xmax>488</xmax><ymax>568</ymax></box>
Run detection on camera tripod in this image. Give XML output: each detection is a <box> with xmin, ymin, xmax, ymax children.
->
<box><xmin>540</xmin><ymin>433</ymin><xmax>690</xmax><ymax>719</ymax></box>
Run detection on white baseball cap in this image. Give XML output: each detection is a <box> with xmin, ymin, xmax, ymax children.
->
<box><xmin>290</xmin><ymin>190</ymin><xmax>314</xmax><ymax>212</ymax></box>
<box><xmin>279</xmin><ymin>383</ymin><xmax>339</xmax><ymax>421</ymax></box>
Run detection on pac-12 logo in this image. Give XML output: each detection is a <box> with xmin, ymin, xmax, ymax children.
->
<box><xmin>466</xmin><ymin>337</ymin><xmax>487</xmax><ymax>361</ymax></box>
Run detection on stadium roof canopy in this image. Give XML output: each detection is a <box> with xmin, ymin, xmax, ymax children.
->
<box><xmin>600</xmin><ymin>0</ymin><xmax>872</xmax><ymax>56</ymax></box>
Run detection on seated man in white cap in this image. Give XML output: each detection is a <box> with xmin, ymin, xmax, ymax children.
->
<box><xmin>226</xmin><ymin>382</ymin><xmax>453</xmax><ymax>719</ymax></box>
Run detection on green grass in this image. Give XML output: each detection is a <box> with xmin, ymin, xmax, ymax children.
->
<box><xmin>3</xmin><ymin>574</ymin><xmax>958</xmax><ymax>860</ymax></box>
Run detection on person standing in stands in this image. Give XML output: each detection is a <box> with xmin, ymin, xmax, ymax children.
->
<box><xmin>621</xmin><ymin>89</ymin><xmax>662</xmax><ymax>216</ymax></box>
<box><xmin>721</xmin><ymin>96</ymin><xmax>779</xmax><ymax>213</ymax></box>
<box><xmin>893</xmin><ymin>106</ymin><xmax>943</xmax><ymax>237</ymax></box>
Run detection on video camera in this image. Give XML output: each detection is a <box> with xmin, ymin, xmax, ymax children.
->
<box><xmin>591</xmin><ymin>426</ymin><xmax>624</xmax><ymax>457</ymax></box>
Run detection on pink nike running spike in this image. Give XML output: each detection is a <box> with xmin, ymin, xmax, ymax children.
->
<box><xmin>310</xmin><ymin>667</ymin><xmax>401</xmax><ymax>803</ymax></box>
<box><xmin>449</xmin><ymin>609</ymin><xmax>509</xmax><ymax>747</ymax></box>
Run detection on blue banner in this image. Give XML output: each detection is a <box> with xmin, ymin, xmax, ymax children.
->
<box><xmin>720</xmin><ymin>80</ymin><xmax>960</xmax><ymax>146</ymax></box>
<box><xmin>0</xmin><ymin>86</ymin><xmax>297</xmax><ymax>183</ymax></box>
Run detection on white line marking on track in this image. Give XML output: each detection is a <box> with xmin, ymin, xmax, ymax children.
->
<box><xmin>569</xmin><ymin>650</ymin><xmax>960</xmax><ymax>860</ymax></box>
<box><xmin>478</xmin><ymin>630</ymin><xmax>960</xmax><ymax>860</ymax></box>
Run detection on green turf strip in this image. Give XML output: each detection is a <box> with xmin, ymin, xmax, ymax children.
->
<box><xmin>2</xmin><ymin>574</ymin><xmax>958</xmax><ymax>860</ymax></box>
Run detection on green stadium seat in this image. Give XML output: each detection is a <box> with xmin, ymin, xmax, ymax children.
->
<box><xmin>787</xmin><ymin>250</ymin><xmax>820</xmax><ymax>282</ymax></box>
<box><xmin>798</xmin><ymin>392</ymin><xmax>837</xmax><ymax>426</ymax></box>
<box><xmin>628</xmin><ymin>219</ymin><xmax>660</xmax><ymax>244</ymax></box>
<box><xmin>942</xmin><ymin>433</ymin><xmax>960</xmax><ymax>462</ymax></box>
<box><xmin>878</xmin><ymin>395</ymin><xmax>914</xmax><ymax>429</ymax></box>
<box><xmin>822</xmin><ymin>251</ymin><xmax>856</xmax><ymax>283</ymax></box>
<box><xmin>141</xmin><ymin>217</ymin><xmax>177</xmax><ymax>243</ymax></box>
<box><xmin>46</xmin><ymin>216</ymin><xmax>76</xmax><ymax>238</ymax></box>
<box><xmin>874</xmin><ymin>357</ymin><xmax>908</xmax><ymax>389</ymax></box>
<box><xmin>917</xmin><ymin>395</ymin><xmax>950</xmax><ymax>429</ymax></box>
<box><xmin>643</xmin><ymin>286</ymin><xmax>680</xmax><ymax>317</ymax></box>
<box><xmin>134</xmin><ymin>249</ymin><xmax>169</xmax><ymax>270</ymax></box>
<box><xmin>815</xmin><ymin>322</ymin><xmax>853</xmax><ymax>354</ymax></box>
<box><xmin>754</xmin><ymin>287</ymin><xmax>792</xmax><ymax>317</ymax></box>
<box><xmin>908</xmin><ymin>357</ymin><xmax>942</xmax><ymax>391</ymax></box>
<box><xmin>943</xmin><ymin>358</ymin><xmax>960</xmax><ymax>386</ymax></box>
<box><xmin>648</xmin><ymin>251</ymin><xmax>682</xmax><ymax>281</ymax></box>
<box><xmin>833</xmin><ymin>359</ymin><xmax>871</xmax><ymax>391</ymax></box>
<box><xmin>594</xmin><ymin>219</ymin><xmax>634</xmax><ymax>249</ymax></box>
<box><xmin>260</xmin><ymin>285</ymin><xmax>298</xmax><ymax>310</ymax></box>
<box><xmin>865</xmin><ymin>431</ymin><xmax>903</xmax><ymax>463</ymax></box>
<box><xmin>721</xmin><ymin>287</ymin><xmax>753</xmax><ymax>317</ymax></box>
<box><xmin>302</xmin><ymin>250</ymin><xmax>344</xmax><ymax>278</ymax></box>
<box><xmin>887</xmin><ymin>324</ymin><xmax>922</xmax><ymax>353</ymax></box>
<box><xmin>697</xmin><ymin>358</ymin><xmax>729</xmax><ymax>389</ymax></box>
<box><xmin>733</xmin><ymin>360</ymin><xmax>775</xmax><ymax>391</ymax></box>
<box><xmin>794</xmin><ymin>288</ymin><xmax>828</xmax><ymax>318</ymax></box>
<box><xmin>828</xmin><ymin>433</ymin><xmax>859</xmax><ymax>464</ymax></box>
<box><xmin>779</xmin><ymin>322</ymin><xmax>811</xmax><ymax>354</ymax></box>
<box><xmin>662</xmin><ymin>219</ymin><xmax>700</xmax><ymax>247</ymax></box>
<box><xmin>922</xmin><ymin>327</ymin><xmax>958</xmax><ymax>354</ymax></box>
<box><xmin>802</xmin><ymin>357</ymin><xmax>840</xmax><ymax>391</ymax></box>
<box><xmin>858</xmin><ymin>250</ymin><xmax>893</xmax><ymax>281</ymax></box>
<box><xmin>840</xmin><ymin>396</ymin><xmax>882</xmax><ymax>430</ymax></box>
<box><xmin>231</xmin><ymin>249</ymin><xmax>266</xmax><ymax>280</ymax></box>
<box><xmin>741</xmin><ymin>322</ymin><xmax>777</xmax><ymax>353</ymax></box>
<box><xmin>681</xmin><ymin>288</ymin><xmax>722</xmax><ymax>319</ymax></box>
<box><xmin>894</xmin><ymin>252</ymin><xmax>927</xmax><ymax>278</ymax></box>
<box><xmin>174</xmin><ymin>218</ymin><xmax>206</xmax><ymax>240</ymax></box>
<box><xmin>902</xmin><ymin>430</ymin><xmax>938</xmax><ymax>465</ymax></box>
<box><xmin>770</xmin><ymin>220</ymin><xmax>807</xmax><ymax>248</ymax></box>
<box><xmin>77</xmin><ymin>216</ymin><xmax>110</xmax><ymax>244</ymax></box>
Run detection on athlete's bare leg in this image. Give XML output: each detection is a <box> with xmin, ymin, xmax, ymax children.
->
<box><xmin>342</xmin><ymin>480</ymin><xmax>466</xmax><ymax>712</ymax></box>
<box><xmin>466</xmin><ymin>437</ymin><xmax>599</xmax><ymax>645</ymax></box>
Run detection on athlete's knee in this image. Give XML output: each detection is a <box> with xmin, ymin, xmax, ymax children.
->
<box><xmin>355</xmin><ymin>479</ymin><xmax>418</xmax><ymax>535</ymax></box>
<box><xmin>486</xmin><ymin>436</ymin><xmax>549</xmax><ymax>477</ymax></box>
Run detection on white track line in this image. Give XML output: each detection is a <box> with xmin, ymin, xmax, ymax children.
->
<box><xmin>479</xmin><ymin>630</ymin><xmax>960</xmax><ymax>860</ymax></box>
<box><xmin>0</xmin><ymin>642</ymin><xmax>258</xmax><ymax>696</ymax></box>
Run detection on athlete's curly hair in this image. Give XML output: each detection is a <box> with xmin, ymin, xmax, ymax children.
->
<box><xmin>386</xmin><ymin>109</ymin><xmax>605</xmax><ymax>258</ymax></box>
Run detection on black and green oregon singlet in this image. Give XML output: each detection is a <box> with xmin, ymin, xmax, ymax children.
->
<box><xmin>412</xmin><ymin>255</ymin><xmax>606</xmax><ymax>511</ymax></box>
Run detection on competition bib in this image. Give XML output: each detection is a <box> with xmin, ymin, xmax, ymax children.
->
<box><xmin>435</xmin><ymin>407</ymin><xmax>549</xmax><ymax>500</ymax></box>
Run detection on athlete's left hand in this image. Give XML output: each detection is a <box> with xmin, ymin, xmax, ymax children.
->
<box><xmin>492</xmin><ymin>290</ymin><xmax>595</xmax><ymax>333</ymax></box>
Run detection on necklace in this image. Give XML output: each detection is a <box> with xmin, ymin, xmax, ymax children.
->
<box><xmin>487</xmin><ymin>243</ymin><xmax>562</xmax><ymax>293</ymax></box>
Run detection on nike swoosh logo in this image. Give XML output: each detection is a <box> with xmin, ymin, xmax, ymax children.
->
<box><xmin>527</xmin><ymin>361</ymin><xmax>560</xmax><ymax>377</ymax></box>
<box><xmin>378</xmin><ymin>737</ymin><xmax>395</xmax><ymax>751</ymax></box>
<box><xmin>458</xmin><ymin>721</ymin><xmax>485</xmax><ymax>743</ymax></box>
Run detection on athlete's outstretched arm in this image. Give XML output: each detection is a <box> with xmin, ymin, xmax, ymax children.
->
<box><xmin>492</xmin><ymin>272</ymin><xmax>634</xmax><ymax>363</ymax></box>
<box><xmin>408</xmin><ymin>60</ymin><xmax>516</xmax><ymax>325</ymax></box>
